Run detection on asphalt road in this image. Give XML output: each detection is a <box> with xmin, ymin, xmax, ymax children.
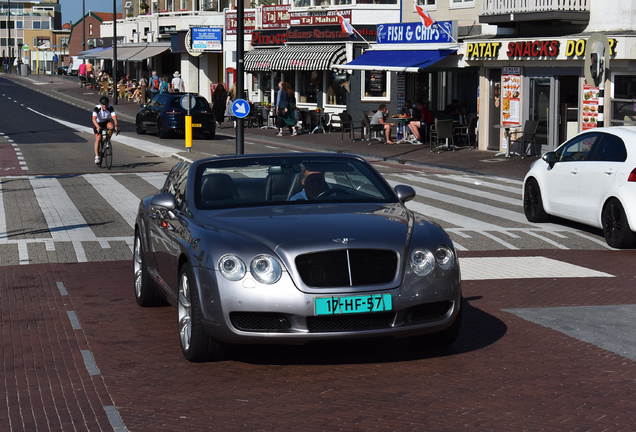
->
<box><xmin>0</xmin><ymin>75</ymin><xmax>635</xmax><ymax>431</ymax></box>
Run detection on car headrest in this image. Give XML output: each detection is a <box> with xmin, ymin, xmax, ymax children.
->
<box><xmin>201</xmin><ymin>173</ymin><xmax>236</xmax><ymax>202</ymax></box>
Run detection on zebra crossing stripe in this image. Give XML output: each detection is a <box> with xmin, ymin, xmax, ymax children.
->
<box><xmin>435</xmin><ymin>174</ymin><xmax>522</xmax><ymax>194</ymax></box>
<box><xmin>405</xmin><ymin>198</ymin><xmax>505</xmax><ymax>231</ymax></box>
<box><xmin>83</xmin><ymin>174</ymin><xmax>141</xmax><ymax>228</ymax></box>
<box><xmin>136</xmin><ymin>172</ymin><xmax>167</xmax><ymax>189</ymax></box>
<box><xmin>394</xmin><ymin>173</ymin><xmax>522</xmax><ymax>207</ymax></box>
<box><xmin>523</xmin><ymin>230</ymin><xmax>568</xmax><ymax>249</ymax></box>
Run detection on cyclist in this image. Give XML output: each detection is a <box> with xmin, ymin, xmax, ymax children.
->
<box><xmin>91</xmin><ymin>96</ymin><xmax>119</xmax><ymax>165</ymax></box>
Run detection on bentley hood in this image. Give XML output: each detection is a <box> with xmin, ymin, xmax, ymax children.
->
<box><xmin>199</xmin><ymin>203</ymin><xmax>412</xmax><ymax>256</ymax></box>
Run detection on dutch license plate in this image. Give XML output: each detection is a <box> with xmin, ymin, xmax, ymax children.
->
<box><xmin>314</xmin><ymin>294</ymin><xmax>392</xmax><ymax>316</ymax></box>
<box><xmin>192</xmin><ymin>123</ymin><xmax>202</xmax><ymax>128</ymax></box>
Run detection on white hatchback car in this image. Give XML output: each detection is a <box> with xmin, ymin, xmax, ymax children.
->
<box><xmin>523</xmin><ymin>127</ymin><xmax>636</xmax><ymax>248</ymax></box>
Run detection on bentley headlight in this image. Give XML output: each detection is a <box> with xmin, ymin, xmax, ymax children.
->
<box><xmin>218</xmin><ymin>254</ymin><xmax>246</xmax><ymax>281</ymax></box>
<box><xmin>410</xmin><ymin>249</ymin><xmax>435</xmax><ymax>277</ymax></box>
<box><xmin>434</xmin><ymin>246</ymin><xmax>454</xmax><ymax>270</ymax></box>
<box><xmin>250</xmin><ymin>254</ymin><xmax>282</xmax><ymax>284</ymax></box>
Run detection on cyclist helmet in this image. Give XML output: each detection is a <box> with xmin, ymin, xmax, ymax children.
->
<box><xmin>99</xmin><ymin>96</ymin><xmax>109</xmax><ymax>106</ymax></box>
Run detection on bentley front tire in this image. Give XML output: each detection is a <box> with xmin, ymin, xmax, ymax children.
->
<box><xmin>178</xmin><ymin>263</ymin><xmax>225</xmax><ymax>362</ymax></box>
<box><xmin>409</xmin><ymin>305</ymin><xmax>463</xmax><ymax>350</ymax></box>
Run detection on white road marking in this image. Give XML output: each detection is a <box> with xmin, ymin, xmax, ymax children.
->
<box><xmin>436</xmin><ymin>174</ymin><xmax>522</xmax><ymax>194</ymax></box>
<box><xmin>393</xmin><ymin>173</ymin><xmax>522</xmax><ymax>206</ymax></box>
<box><xmin>26</xmin><ymin>107</ymin><xmax>177</xmax><ymax>158</ymax></box>
<box><xmin>136</xmin><ymin>172</ymin><xmax>167</xmax><ymax>190</ymax></box>
<box><xmin>522</xmin><ymin>230</ymin><xmax>568</xmax><ymax>249</ymax></box>
<box><xmin>18</xmin><ymin>241</ymin><xmax>29</xmax><ymax>264</ymax></box>
<box><xmin>460</xmin><ymin>256</ymin><xmax>614</xmax><ymax>280</ymax></box>
<box><xmin>480</xmin><ymin>231</ymin><xmax>519</xmax><ymax>250</ymax></box>
<box><xmin>29</xmin><ymin>177</ymin><xmax>97</xmax><ymax>242</ymax></box>
<box><xmin>83</xmin><ymin>174</ymin><xmax>140</xmax><ymax>227</ymax></box>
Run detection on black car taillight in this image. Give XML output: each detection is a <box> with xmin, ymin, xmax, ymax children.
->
<box><xmin>628</xmin><ymin>168</ymin><xmax>636</xmax><ymax>182</ymax></box>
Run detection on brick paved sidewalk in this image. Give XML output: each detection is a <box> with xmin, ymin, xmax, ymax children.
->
<box><xmin>2</xmin><ymin>73</ymin><xmax>536</xmax><ymax>180</ymax></box>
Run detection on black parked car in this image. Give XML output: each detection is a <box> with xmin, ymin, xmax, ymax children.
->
<box><xmin>135</xmin><ymin>93</ymin><xmax>216</xmax><ymax>139</ymax></box>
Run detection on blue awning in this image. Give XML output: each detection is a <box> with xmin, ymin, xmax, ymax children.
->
<box><xmin>334</xmin><ymin>49</ymin><xmax>456</xmax><ymax>72</ymax></box>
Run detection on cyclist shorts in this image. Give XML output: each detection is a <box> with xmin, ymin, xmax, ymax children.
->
<box><xmin>93</xmin><ymin>120</ymin><xmax>113</xmax><ymax>135</ymax></box>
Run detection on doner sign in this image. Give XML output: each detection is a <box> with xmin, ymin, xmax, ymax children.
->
<box><xmin>191</xmin><ymin>27</ymin><xmax>223</xmax><ymax>51</ymax></box>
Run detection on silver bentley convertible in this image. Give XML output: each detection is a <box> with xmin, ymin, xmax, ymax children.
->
<box><xmin>133</xmin><ymin>153</ymin><xmax>462</xmax><ymax>361</ymax></box>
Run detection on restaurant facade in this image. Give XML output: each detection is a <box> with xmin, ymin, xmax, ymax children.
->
<box><xmin>465</xmin><ymin>33</ymin><xmax>636</xmax><ymax>152</ymax></box>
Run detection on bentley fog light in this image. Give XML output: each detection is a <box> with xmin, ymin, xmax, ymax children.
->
<box><xmin>434</xmin><ymin>246</ymin><xmax>454</xmax><ymax>270</ymax></box>
<box><xmin>410</xmin><ymin>249</ymin><xmax>435</xmax><ymax>276</ymax></box>
<box><xmin>218</xmin><ymin>254</ymin><xmax>246</xmax><ymax>281</ymax></box>
<box><xmin>250</xmin><ymin>255</ymin><xmax>282</xmax><ymax>284</ymax></box>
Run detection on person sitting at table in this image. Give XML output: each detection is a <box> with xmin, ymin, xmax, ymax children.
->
<box><xmin>370</xmin><ymin>104</ymin><xmax>395</xmax><ymax>144</ymax></box>
<box><xmin>407</xmin><ymin>102</ymin><xmax>435</xmax><ymax>143</ymax></box>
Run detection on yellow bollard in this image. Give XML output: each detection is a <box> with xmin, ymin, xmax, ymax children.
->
<box><xmin>185</xmin><ymin>115</ymin><xmax>192</xmax><ymax>150</ymax></box>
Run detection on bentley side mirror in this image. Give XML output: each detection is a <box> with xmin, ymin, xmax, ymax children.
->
<box><xmin>394</xmin><ymin>185</ymin><xmax>416</xmax><ymax>203</ymax></box>
<box><xmin>150</xmin><ymin>193</ymin><xmax>177</xmax><ymax>219</ymax></box>
<box><xmin>542</xmin><ymin>151</ymin><xmax>557</xmax><ymax>168</ymax></box>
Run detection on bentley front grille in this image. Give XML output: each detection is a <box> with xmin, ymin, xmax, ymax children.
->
<box><xmin>295</xmin><ymin>249</ymin><xmax>397</xmax><ymax>288</ymax></box>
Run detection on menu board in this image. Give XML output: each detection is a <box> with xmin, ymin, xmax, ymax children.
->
<box><xmin>501</xmin><ymin>67</ymin><xmax>522</xmax><ymax>127</ymax></box>
<box><xmin>581</xmin><ymin>84</ymin><xmax>600</xmax><ymax>130</ymax></box>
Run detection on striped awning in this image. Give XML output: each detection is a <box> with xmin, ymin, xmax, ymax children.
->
<box><xmin>270</xmin><ymin>45</ymin><xmax>346</xmax><ymax>71</ymax></box>
<box><xmin>244</xmin><ymin>48</ymin><xmax>280</xmax><ymax>72</ymax></box>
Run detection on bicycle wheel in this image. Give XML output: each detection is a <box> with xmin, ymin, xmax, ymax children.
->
<box><xmin>103</xmin><ymin>140</ymin><xmax>112</xmax><ymax>170</ymax></box>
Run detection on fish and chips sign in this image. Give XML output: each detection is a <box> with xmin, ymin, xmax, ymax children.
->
<box><xmin>376</xmin><ymin>21</ymin><xmax>454</xmax><ymax>44</ymax></box>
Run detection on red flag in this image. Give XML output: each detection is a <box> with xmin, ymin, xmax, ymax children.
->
<box><xmin>415</xmin><ymin>5</ymin><xmax>434</xmax><ymax>28</ymax></box>
<box><xmin>337</xmin><ymin>14</ymin><xmax>355</xmax><ymax>35</ymax></box>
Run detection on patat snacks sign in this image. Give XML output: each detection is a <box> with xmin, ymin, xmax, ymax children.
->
<box><xmin>501</xmin><ymin>67</ymin><xmax>522</xmax><ymax>127</ymax></box>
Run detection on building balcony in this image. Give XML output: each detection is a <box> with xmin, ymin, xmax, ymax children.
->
<box><xmin>480</xmin><ymin>0</ymin><xmax>590</xmax><ymax>24</ymax></box>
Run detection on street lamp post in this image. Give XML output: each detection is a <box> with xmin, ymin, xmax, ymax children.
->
<box><xmin>8</xmin><ymin>0</ymin><xmax>12</xmax><ymax>72</ymax></box>
<box><xmin>235</xmin><ymin>0</ymin><xmax>245</xmax><ymax>154</ymax></box>
<box><xmin>113</xmin><ymin>0</ymin><xmax>118</xmax><ymax>105</ymax></box>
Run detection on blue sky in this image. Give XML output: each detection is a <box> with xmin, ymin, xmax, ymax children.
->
<box><xmin>61</xmin><ymin>0</ymin><xmax>123</xmax><ymax>25</ymax></box>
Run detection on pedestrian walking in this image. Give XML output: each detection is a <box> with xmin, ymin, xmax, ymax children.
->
<box><xmin>149</xmin><ymin>71</ymin><xmax>160</xmax><ymax>97</ymax></box>
<box><xmin>159</xmin><ymin>76</ymin><xmax>170</xmax><ymax>94</ymax></box>
<box><xmin>276</xmin><ymin>82</ymin><xmax>298</xmax><ymax>136</ymax></box>
<box><xmin>212</xmin><ymin>83</ymin><xmax>228</xmax><ymax>127</ymax></box>
<box><xmin>78</xmin><ymin>61</ymin><xmax>87</xmax><ymax>87</ymax></box>
<box><xmin>170</xmin><ymin>71</ymin><xmax>185</xmax><ymax>92</ymax></box>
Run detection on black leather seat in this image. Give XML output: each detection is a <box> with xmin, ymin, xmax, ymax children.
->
<box><xmin>265</xmin><ymin>172</ymin><xmax>297</xmax><ymax>201</ymax></box>
<box><xmin>200</xmin><ymin>173</ymin><xmax>238</xmax><ymax>206</ymax></box>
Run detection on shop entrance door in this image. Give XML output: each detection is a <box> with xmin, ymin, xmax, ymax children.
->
<box><xmin>488</xmin><ymin>69</ymin><xmax>501</xmax><ymax>150</ymax></box>
<box><xmin>528</xmin><ymin>77</ymin><xmax>552</xmax><ymax>151</ymax></box>
<box><xmin>557</xmin><ymin>76</ymin><xmax>580</xmax><ymax>145</ymax></box>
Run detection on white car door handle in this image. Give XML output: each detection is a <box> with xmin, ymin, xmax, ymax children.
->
<box><xmin>570</xmin><ymin>169</ymin><xmax>578</xmax><ymax>174</ymax></box>
<box><xmin>603</xmin><ymin>170</ymin><xmax>615</xmax><ymax>175</ymax></box>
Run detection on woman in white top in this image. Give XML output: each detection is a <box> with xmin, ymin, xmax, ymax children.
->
<box><xmin>170</xmin><ymin>71</ymin><xmax>185</xmax><ymax>92</ymax></box>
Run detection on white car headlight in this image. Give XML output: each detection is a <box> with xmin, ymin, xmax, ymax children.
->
<box><xmin>434</xmin><ymin>246</ymin><xmax>454</xmax><ymax>270</ymax></box>
<box><xmin>218</xmin><ymin>254</ymin><xmax>246</xmax><ymax>281</ymax></box>
<box><xmin>410</xmin><ymin>249</ymin><xmax>435</xmax><ymax>277</ymax></box>
<box><xmin>250</xmin><ymin>254</ymin><xmax>282</xmax><ymax>284</ymax></box>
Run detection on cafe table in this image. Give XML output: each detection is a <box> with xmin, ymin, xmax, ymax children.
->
<box><xmin>390</xmin><ymin>116</ymin><xmax>413</xmax><ymax>143</ymax></box>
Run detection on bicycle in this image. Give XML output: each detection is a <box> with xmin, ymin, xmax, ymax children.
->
<box><xmin>98</xmin><ymin>128</ymin><xmax>117</xmax><ymax>169</ymax></box>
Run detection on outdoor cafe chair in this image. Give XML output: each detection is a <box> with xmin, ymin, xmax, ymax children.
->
<box><xmin>337</xmin><ymin>111</ymin><xmax>364</xmax><ymax>141</ymax></box>
<box><xmin>509</xmin><ymin>119</ymin><xmax>539</xmax><ymax>157</ymax></box>
<box><xmin>431</xmin><ymin>119</ymin><xmax>456</xmax><ymax>152</ymax></box>
<box><xmin>361</xmin><ymin>114</ymin><xmax>385</xmax><ymax>144</ymax></box>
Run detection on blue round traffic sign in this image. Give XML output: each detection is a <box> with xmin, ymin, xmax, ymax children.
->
<box><xmin>231</xmin><ymin>99</ymin><xmax>250</xmax><ymax>119</ymax></box>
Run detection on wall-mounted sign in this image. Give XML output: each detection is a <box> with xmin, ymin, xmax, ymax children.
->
<box><xmin>501</xmin><ymin>67</ymin><xmax>522</xmax><ymax>127</ymax></box>
<box><xmin>191</xmin><ymin>27</ymin><xmax>223</xmax><ymax>51</ymax></box>
<box><xmin>289</xmin><ymin>9</ymin><xmax>351</xmax><ymax>26</ymax></box>
<box><xmin>251</xmin><ymin>29</ymin><xmax>287</xmax><ymax>47</ymax></box>
<box><xmin>225</xmin><ymin>10</ymin><xmax>256</xmax><ymax>35</ymax></box>
<box><xmin>506</xmin><ymin>40</ymin><xmax>560</xmax><ymax>58</ymax></box>
<box><xmin>286</xmin><ymin>25</ymin><xmax>375</xmax><ymax>43</ymax></box>
<box><xmin>376</xmin><ymin>21</ymin><xmax>454</xmax><ymax>44</ymax></box>
<box><xmin>581</xmin><ymin>84</ymin><xmax>600</xmax><ymax>131</ymax></box>
<box><xmin>566</xmin><ymin>38</ymin><xmax>617</xmax><ymax>58</ymax></box>
<box><xmin>261</xmin><ymin>5</ymin><xmax>290</xmax><ymax>29</ymax></box>
<box><xmin>466</xmin><ymin>42</ymin><xmax>502</xmax><ymax>59</ymax></box>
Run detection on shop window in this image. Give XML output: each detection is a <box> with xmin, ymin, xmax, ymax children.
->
<box><xmin>450</xmin><ymin>0</ymin><xmax>474</xmax><ymax>8</ymax></box>
<box><xmin>361</xmin><ymin>70</ymin><xmax>390</xmax><ymax>102</ymax></box>
<box><xmin>298</xmin><ymin>70</ymin><xmax>322</xmax><ymax>104</ymax></box>
<box><xmin>326</xmin><ymin>71</ymin><xmax>348</xmax><ymax>106</ymax></box>
<box><xmin>356</xmin><ymin>0</ymin><xmax>397</xmax><ymax>3</ymax></box>
<box><xmin>416</xmin><ymin>0</ymin><xmax>435</xmax><ymax>5</ymax></box>
<box><xmin>259</xmin><ymin>72</ymin><xmax>273</xmax><ymax>104</ymax></box>
<box><xmin>611</xmin><ymin>74</ymin><xmax>636</xmax><ymax>126</ymax></box>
